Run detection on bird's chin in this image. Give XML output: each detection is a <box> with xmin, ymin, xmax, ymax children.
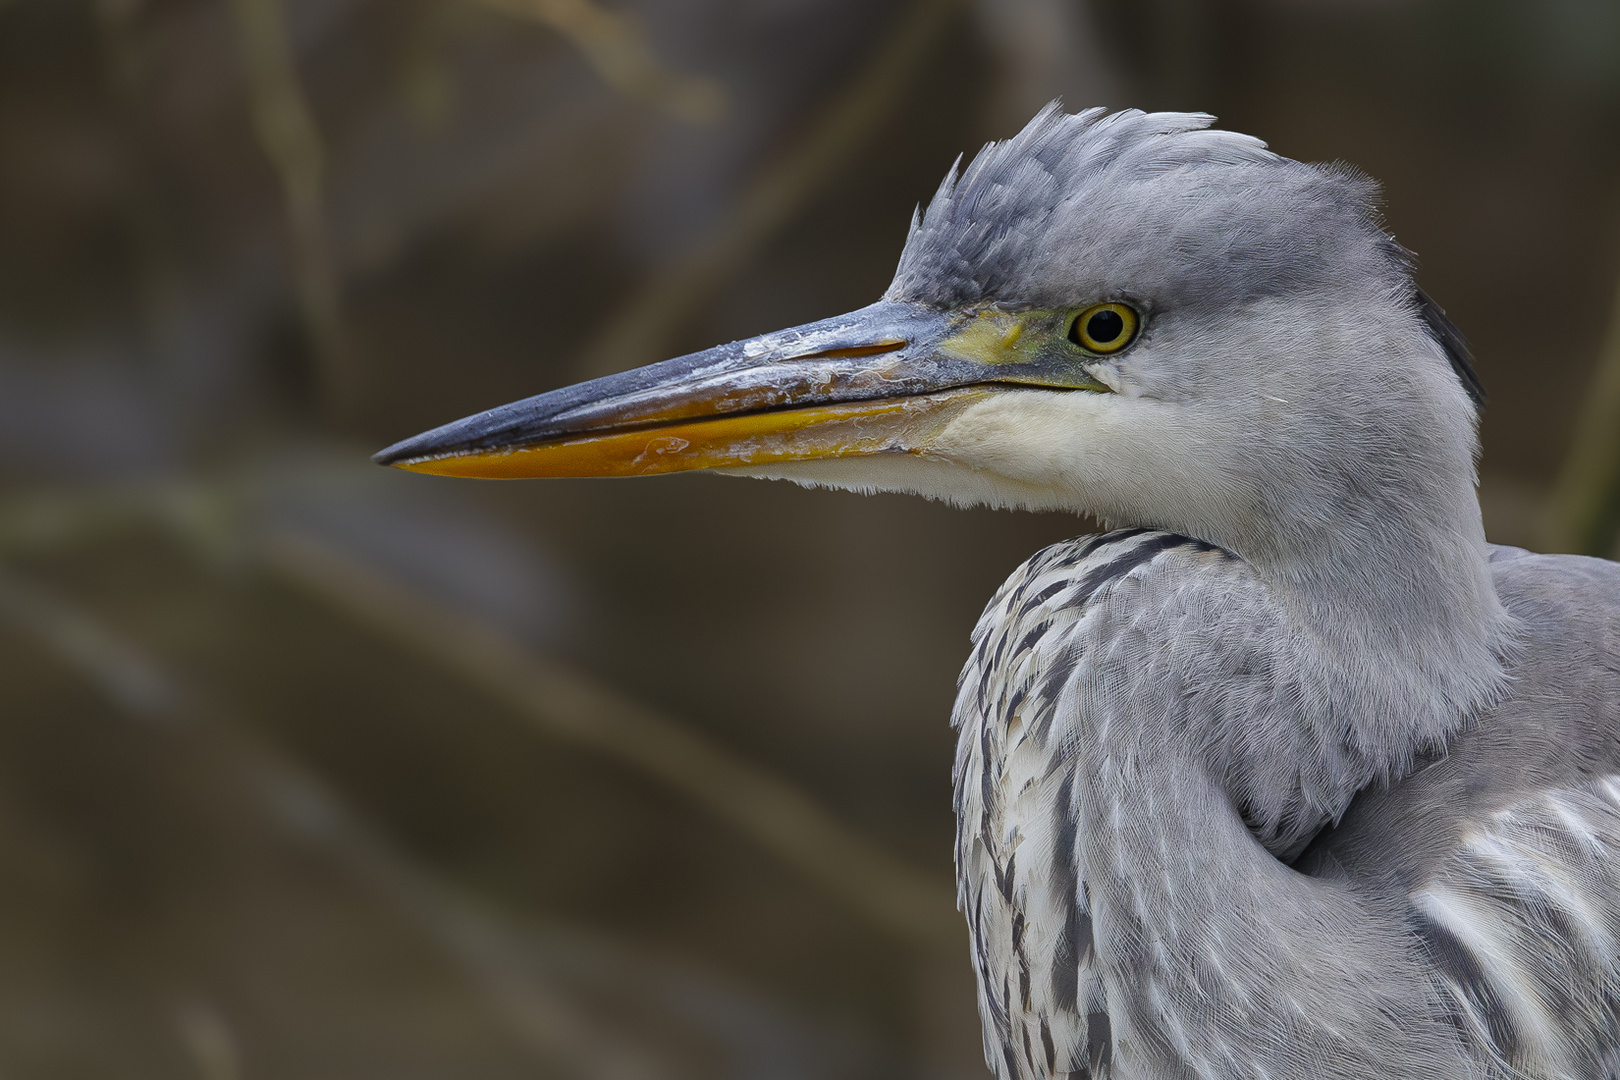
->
<box><xmin>720</xmin><ymin>388</ymin><xmax>1123</xmax><ymax>515</ymax></box>
<box><xmin>719</xmin><ymin>455</ymin><xmax>1081</xmax><ymax>514</ymax></box>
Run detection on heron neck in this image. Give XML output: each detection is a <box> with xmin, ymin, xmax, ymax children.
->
<box><xmin>1244</xmin><ymin>474</ymin><xmax>1511</xmax><ymax>778</ymax></box>
<box><xmin>1093</xmin><ymin>461</ymin><xmax>1513</xmax><ymax>858</ymax></box>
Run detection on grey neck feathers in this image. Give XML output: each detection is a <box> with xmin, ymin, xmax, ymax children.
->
<box><xmin>1197</xmin><ymin>381</ymin><xmax>1513</xmax><ymax>854</ymax></box>
<box><xmin>1064</xmin><ymin>512</ymin><xmax>1503</xmax><ymax>1072</ymax></box>
<box><xmin>1244</xmin><ymin>506</ymin><xmax>1509</xmax><ymax>857</ymax></box>
<box><xmin>1095</xmin><ymin>316</ymin><xmax>1519</xmax><ymax>857</ymax></box>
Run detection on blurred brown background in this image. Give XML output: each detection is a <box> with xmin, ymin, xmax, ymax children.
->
<box><xmin>2</xmin><ymin>0</ymin><xmax>1619</xmax><ymax>1076</ymax></box>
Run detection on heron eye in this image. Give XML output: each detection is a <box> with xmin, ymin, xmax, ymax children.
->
<box><xmin>1069</xmin><ymin>303</ymin><xmax>1139</xmax><ymax>354</ymax></box>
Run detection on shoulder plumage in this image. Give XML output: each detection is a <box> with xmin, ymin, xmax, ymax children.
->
<box><xmin>953</xmin><ymin>528</ymin><xmax>1243</xmax><ymax>1079</ymax></box>
<box><xmin>1409</xmin><ymin>774</ymin><xmax>1620</xmax><ymax>1075</ymax></box>
<box><xmin>958</xmin><ymin>528</ymin><xmax>1231</xmax><ymax>719</ymax></box>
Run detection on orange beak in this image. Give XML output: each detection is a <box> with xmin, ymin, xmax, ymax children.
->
<box><xmin>373</xmin><ymin>301</ymin><xmax>1101</xmax><ymax>479</ymax></box>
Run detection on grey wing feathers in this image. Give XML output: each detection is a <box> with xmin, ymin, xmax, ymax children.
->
<box><xmin>1411</xmin><ymin>776</ymin><xmax>1620</xmax><ymax>1078</ymax></box>
<box><xmin>963</xmin><ymin>538</ymin><xmax>1620</xmax><ymax>1080</ymax></box>
<box><xmin>1306</xmin><ymin>545</ymin><xmax>1620</xmax><ymax>1079</ymax></box>
<box><xmin>954</xmin><ymin>533</ymin><xmax>1113</xmax><ymax>1079</ymax></box>
<box><xmin>953</xmin><ymin>529</ymin><xmax>1224</xmax><ymax>1079</ymax></box>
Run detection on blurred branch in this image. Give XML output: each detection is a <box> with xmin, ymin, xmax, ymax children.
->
<box><xmin>174</xmin><ymin>1001</ymin><xmax>243</xmax><ymax>1080</ymax></box>
<box><xmin>0</xmin><ymin>566</ymin><xmax>671</xmax><ymax>1080</ymax></box>
<box><xmin>0</xmin><ymin>559</ymin><xmax>178</xmax><ymax>718</ymax></box>
<box><xmin>576</xmin><ymin>0</ymin><xmax>968</xmax><ymax>379</ymax></box>
<box><xmin>1544</xmin><ymin>263</ymin><xmax>1620</xmax><ymax>557</ymax></box>
<box><xmin>471</xmin><ymin>0</ymin><xmax>724</xmax><ymax>124</ymax></box>
<box><xmin>0</xmin><ymin>487</ymin><xmax>172</xmax><ymax>557</ymax></box>
<box><xmin>399</xmin><ymin>2</ymin><xmax>457</xmax><ymax>131</ymax></box>
<box><xmin>259</xmin><ymin>524</ymin><xmax>960</xmax><ymax>945</ymax></box>
<box><xmin>227</xmin><ymin>0</ymin><xmax>356</xmax><ymax>420</ymax></box>
<box><xmin>95</xmin><ymin>0</ymin><xmax>147</xmax><ymax>94</ymax></box>
<box><xmin>0</xmin><ymin>478</ymin><xmax>959</xmax><ymax>946</ymax></box>
<box><xmin>970</xmin><ymin>0</ymin><xmax>1127</xmax><ymax>134</ymax></box>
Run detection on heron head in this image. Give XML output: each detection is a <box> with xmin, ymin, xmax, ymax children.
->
<box><xmin>376</xmin><ymin>106</ymin><xmax>1484</xmax><ymax>570</ymax></box>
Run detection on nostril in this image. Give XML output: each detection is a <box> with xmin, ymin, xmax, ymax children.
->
<box><xmin>786</xmin><ymin>340</ymin><xmax>908</xmax><ymax>361</ymax></box>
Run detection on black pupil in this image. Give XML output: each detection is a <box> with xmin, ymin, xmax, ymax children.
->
<box><xmin>1086</xmin><ymin>309</ymin><xmax>1124</xmax><ymax>344</ymax></box>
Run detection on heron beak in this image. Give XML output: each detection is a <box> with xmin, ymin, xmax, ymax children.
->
<box><xmin>373</xmin><ymin>300</ymin><xmax>1106</xmax><ymax>479</ymax></box>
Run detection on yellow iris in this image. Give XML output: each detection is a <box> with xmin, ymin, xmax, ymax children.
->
<box><xmin>1069</xmin><ymin>302</ymin><xmax>1139</xmax><ymax>354</ymax></box>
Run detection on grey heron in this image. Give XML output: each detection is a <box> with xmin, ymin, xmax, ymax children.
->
<box><xmin>376</xmin><ymin>106</ymin><xmax>1620</xmax><ymax>1080</ymax></box>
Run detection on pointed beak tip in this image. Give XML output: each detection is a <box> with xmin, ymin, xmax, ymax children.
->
<box><xmin>371</xmin><ymin>444</ymin><xmax>409</xmax><ymax>468</ymax></box>
<box><xmin>372</xmin><ymin>435</ymin><xmax>441</xmax><ymax>470</ymax></box>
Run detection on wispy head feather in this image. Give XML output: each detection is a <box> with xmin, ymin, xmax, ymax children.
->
<box><xmin>885</xmin><ymin>105</ymin><xmax>1403</xmax><ymax>311</ymax></box>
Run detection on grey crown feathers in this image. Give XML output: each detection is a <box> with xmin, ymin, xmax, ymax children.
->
<box><xmin>889</xmin><ymin>104</ymin><xmax>1485</xmax><ymax>404</ymax></box>
<box><xmin>892</xmin><ymin>105</ymin><xmax>1379</xmax><ymax>306</ymax></box>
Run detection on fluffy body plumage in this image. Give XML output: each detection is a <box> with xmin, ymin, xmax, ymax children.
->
<box><xmin>957</xmin><ymin>530</ymin><xmax>1620</xmax><ymax>1079</ymax></box>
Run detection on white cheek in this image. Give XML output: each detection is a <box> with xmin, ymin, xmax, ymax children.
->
<box><xmin>928</xmin><ymin>390</ymin><xmax>1255</xmax><ymax>529</ymax></box>
<box><xmin>931</xmin><ymin>391</ymin><xmax>1128</xmax><ymax>489</ymax></box>
<box><xmin>723</xmin><ymin>389</ymin><xmax>1261</xmax><ymax>525</ymax></box>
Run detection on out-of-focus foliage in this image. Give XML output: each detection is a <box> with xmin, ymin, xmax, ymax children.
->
<box><xmin>0</xmin><ymin>0</ymin><xmax>1618</xmax><ymax>1077</ymax></box>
